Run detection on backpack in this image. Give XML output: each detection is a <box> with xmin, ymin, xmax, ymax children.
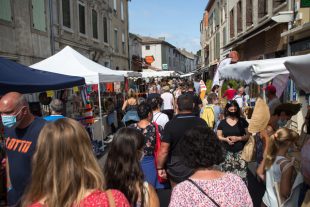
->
<box><xmin>201</xmin><ymin>104</ymin><xmax>215</xmax><ymax>128</ymax></box>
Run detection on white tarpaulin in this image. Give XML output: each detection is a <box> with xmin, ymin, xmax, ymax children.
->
<box><xmin>141</xmin><ymin>69</ymin><xmax>178</xmax><ymax>78</ymax></box>
<box><xmin>284</xmin><ymin>54</ymin><xmax>310</xmax><ymax>93</ymax></box>
<box><xmin>218</xmin><ymin>56</ymin><xmax>303</xmax><ymax>85</ymax></box>
<box><xmin>31</xmin><ymin>46</ymin><xmax>124</xmax><ymax>84</ymax></box>
<box><xmin>115</xmin><ymin>70</ymin><xmax>142</xmax><ymax>78</ymax></box>
<box><xmin>180</xmin><ymin>72</ymin><xmax>194</xmax><ymax>78</ymax></box>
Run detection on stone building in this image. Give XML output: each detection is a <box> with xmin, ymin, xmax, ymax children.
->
<box><xmin>129</xmin><ymin>33</ymin><xmax>143</xmax><ymax>71</ymax></box>
<box><xmin>0</xmin><ymin>0</ymin><xmax>130</xmax><ymax>70</ymax></box>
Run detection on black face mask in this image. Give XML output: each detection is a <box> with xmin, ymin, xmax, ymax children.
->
<box><xmin>228</xmin><ymin>111</ymin><xmax>238</xmax><ymax>117</ymax></box>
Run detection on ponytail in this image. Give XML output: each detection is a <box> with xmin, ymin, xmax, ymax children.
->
<box><xmin>264</xmin><ymin>128</ymin><xmax>299</xmax><ymax>170</ymax></box>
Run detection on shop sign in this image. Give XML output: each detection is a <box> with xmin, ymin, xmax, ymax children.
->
<box><xmin>145</xmin><ymin>56</ymin><xmax>155</xmax><ymax>64</ymax></box>
<box><xmin>46</xmin><ymin>90</ymin><xmax>54</xmax><ymax>97</ymax></box>
<box><xmin>301</xmin><ymin>0</ymin><xmax>310</xmax><ymax>7</ymax></box>
<box><xmin>162</xmin><ymin>64</ymin><xmax>168</xmax><ymax>70</ymax></box>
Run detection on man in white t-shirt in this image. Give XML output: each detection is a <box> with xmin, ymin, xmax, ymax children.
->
<box><xmin>161</xmin><ymin>85</ymin><xmax>175</xmax><ymax>120</ymax></box>
<box><xmin>233</xmin><ymin>87</ymin><xmax>248</xmax><ymax>109</ymax></box>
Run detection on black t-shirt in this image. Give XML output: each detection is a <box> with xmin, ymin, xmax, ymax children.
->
<box><xmin>5</xmin><ymin>117</ymin><xmax>46</xmax><ymax>204</ymax></box>
<box><xmin>217</xmin><ymin>117</ymin><xmax>249</xmax><ymax>152</ymax></box>
<box><xmin>162</xmin><ymin>113</ymin><xmax>207</xmax><ymax>157</ymax></box>
<box><xmin>184</xmin><ymin>91</ymin><xmax>202</xmax><ymax>116</ymax></box>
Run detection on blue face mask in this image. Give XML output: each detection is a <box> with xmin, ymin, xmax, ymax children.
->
<box><xmin>1</xmin><ymin>115</ymin><xmax>17</xmax><ymax>128</ymax></box>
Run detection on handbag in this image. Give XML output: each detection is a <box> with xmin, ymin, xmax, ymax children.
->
<box><xmin>153</xmin><ymin>122</ymin><xmax>167</xmax><ymax>183</ymax></box>
<box><xmin>241</xmin><ymin>135</ymin><xmax>256</xmax><ymax>162</ymax></box>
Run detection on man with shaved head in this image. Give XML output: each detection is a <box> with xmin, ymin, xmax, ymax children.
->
<box><xmin>0</xmin><ymin>92</ymin><xmax>46</xmax><ymax>206</ymax></box>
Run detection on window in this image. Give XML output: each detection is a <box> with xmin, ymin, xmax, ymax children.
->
<box><xmin>237</xmin><ymin>1</ymin><xmax>242</xmax><ymax>34</ymax></box>
<box><xmin>121</xmin><ymin>0</ymin><xmax>124</xmax><ymax>20</ymax></box>
<box><xmin>246</xmin><ymin>0</ymin><xmax>253</xmax><ymax>27</ymax></box>
<box><xmin>103</xmin><ymin>17</ymin><xmax>108</xmax><ymax>43</ymax></box>
<box><xmin>0</xmin><ymin>0</ymin><xmax>12</xmax><ymax>22</ymax></box>
<box><xmin>273</xmin><ymin>0</ymin><xmax>286</xmax><ymax>9</ymax></box>
<box><xmin>62</xmin><ymin>0</ymin><xmax>71</xmax><ymax>28</ymax></box>
<box><xmin>230</xmin><ymin>9</ymin><xmax>234</xmax><ymax>38</ymax></box>
<box><xmin>145</xmin><ymin>45</ymin><xmax>150</xmax><ymax>50</ymax></box>
<box><xmin>78</xmin><ymin>3</ymin><xmax>85</xmax><ymax>34</ymax></box>
<box><xmin>31</xmin><ymin>0</ymin><xmax>46</xmax><ymax>31</ymax></box>
<box><xmin>258</xmin><ymin>0</ymin><xmax>268</xmax><ymax>18</ymax></box>
<box><xmin>92</xmin><ymin>9</ymin><xmax>98</xmax><ymax>39</ymax></box>
<box><xmin>114</xmin><ymin>29</ymin><xmax>118</xmax><ymax>52</ymax></box>
<box><xmin>122</xmin><ymin>32</ymin><xmax>125</xmax><ymax>54</ymax></box>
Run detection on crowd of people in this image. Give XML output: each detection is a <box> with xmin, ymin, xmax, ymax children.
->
<box><xmin>0</xmin><ymin>76</ymin><xmax>310</xmax><ymax>207</ymax></box>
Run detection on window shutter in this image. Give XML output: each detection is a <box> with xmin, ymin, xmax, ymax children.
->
<box><xmin>32</xmin><ymin>0</ymin><xmax>46</xmax><ymax>31</ymax></box>
<box><xmin>0</xmin><ymin>0</ymin><xmax>12</xmax><ymax>22</ymax></box>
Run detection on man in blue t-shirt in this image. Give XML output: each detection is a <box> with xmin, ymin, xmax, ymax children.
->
<box><xmin>0</xmin><ymin>92</ymin><xmax>46</xmax><ymax>206</ymax></box>
<box><xmin>44</xmin><ymin>98</ymin><xmax>65</xmax><ymax>121</ymax></box>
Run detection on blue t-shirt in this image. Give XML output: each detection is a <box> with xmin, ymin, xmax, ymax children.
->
<box><xmin>5</xmin><ymin>117</ymin><xmax>46</xmax><ymax>205</ymax></box>
<box><xmin>44</xmin><ymin>114</ymin><xmax>65</xmax><ymax>121</ymax></box>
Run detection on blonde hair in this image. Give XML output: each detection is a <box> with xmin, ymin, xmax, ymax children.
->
<box><xmin>22</xmin><ymin>118</ymin><xmax>104</xmax><ymax>207</ymax></box>
<box><xmin>127</xmin><ymin>88</ymin><xmax>136</xmax><ymax>99</ymax></box>
<box><xmin>265</xmin><ymin>127</ymin><xmax>299</xmax><ymax>169</ymax></box>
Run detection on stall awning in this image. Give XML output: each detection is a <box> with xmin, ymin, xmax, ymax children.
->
<box><xmin>140</xmin><ymin>69</ymin><xmax>178</xmax><ymax>78</ymax></box>
<box><xmin>31</xmin><ymin>46</ymin><xmax>124</xmax><ymax>84</ymax></box>
<box><xmin>284</xmin><ymin>54</ymin><xmax>310</xmax><ymax>93</ymax></box>
<box><xmin>180</xmin><ymin>72</ymin><xmax>195</xmax><ymax>78</ymax></box>
<box><xmin>0</xmin><ymin>57</ymin><xmax>85</xmax><ymax>95</ymax></box>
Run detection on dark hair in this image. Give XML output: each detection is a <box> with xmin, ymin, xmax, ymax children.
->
<box><xmin>137</xmin><ymin>102</ymin><xmax>152</xmax><ymax>119</ymax></box>
<box><xmin>180</xmin><ymin>126</ymin><xmax>224</xmax><ymax>169</ymax></box>
<box><xmin>227</xmin><ymin>83</ymin><xmax>233</xmax><ymax>88</ymax></box>
<box><xmin>104</xmin><ymin>128</ymin><xmax>145</xmax><ymax>207</ymax></box>
<box><xmin>148</xmin><ymin>97</ymin><xmax>163</xmax><ymax>111</ymax></box>
<box><xmin>207</xmin><ymin>93</ymin><xmax>217</xmax><ymax>104</ymax></box>
<box><xmin>177</xmin><ymin>94</ymin><xmax>193</xmax><ymax>112</ymax></box>
<box><xmin>211</xmin><ymin>85</ymin><xmax>219</xmax><ymax>92</ymax></box>
<box><xmin>224</xmin><ymin>100</ymin><xmax>241</xmax><ymax>118</ymax></box>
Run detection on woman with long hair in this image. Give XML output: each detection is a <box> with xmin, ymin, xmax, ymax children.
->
<box><xmin>122</xmin><ymin>88</ymin><xmax>139</xmax><ymax>126</ymax></box>
<box><xmin>262</xmin><ymin>128</ymin><xmax>303</xmax><ymax>207</ymax></box>
<box><xmin>169</xmin><ymin>126</ymin><xmax>252</xmax><ymax>206</ymax></box>
<box><xmin>22</xmin><ymin>118</ymin><xmax>130</xmax><ymax>207</ymax></box>
<box><xmin>217</xmin><ymin>100</ymin><xmax>250</xmax><ymax>183</ymax></box>
<box><xmin>104</xmin><ymin>128</ymin><xmax>159</xmax><ymax>207</ymax></box>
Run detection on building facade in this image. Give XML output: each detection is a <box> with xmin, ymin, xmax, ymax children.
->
<box><xmin>0</xmin><ymin>0</ymin><xmax>130</xmax><ymax>70</ymax></box>
<box><xmin>129</xmin><ymin>33</ymin><xmax>143</xmax><ymax>71</ymax></box>
<box><xmin>140</xmin><ymin>36</ymin><xmax>196</xmax><ymax>73</ymax></box>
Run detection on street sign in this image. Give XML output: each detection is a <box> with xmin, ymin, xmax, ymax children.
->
<box><xmin>162</xmin><ymin>64</ymin><xmax>168</xmax><ymax>70</ymax></box>
<box><xmin>301</xmin><ymin>0</ymin><xmax>310</xmax><ymax>7</ymax></box>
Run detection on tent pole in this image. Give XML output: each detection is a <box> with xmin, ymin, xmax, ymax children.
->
<box><xmin>98</xmin><ymin>83</ymin><xmax>104</xmax><ymax>142</ymax></box>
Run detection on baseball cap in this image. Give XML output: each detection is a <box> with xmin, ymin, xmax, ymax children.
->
<box><xmin>264</xmin><ymin>85</ymin><xmax>276</xmax><ymax>93</ymax></box>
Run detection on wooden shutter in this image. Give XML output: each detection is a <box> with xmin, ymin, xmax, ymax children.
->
<box><xmin>0</xmin><ymin>0</ymin><xmax>12</xmax><ymax>22</ymax></box>
<box><xmin>32</xmin><ymin>0</ymin><xmax>46</xmax><ymax>31</ymax></box>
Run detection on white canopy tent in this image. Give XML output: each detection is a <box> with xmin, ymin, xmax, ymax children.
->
<box><xmin>30</xmin><ymin>46</ymin><xmax>124</xmax><ymax>84</ymax></box>
<box><xmin>284</xmin><ymin>54</ymin><xmax>310</xmax><ymax>93</ymax></box>
<box><xmin>140</xmin><ymin>69</ymin><xmax>179</xmax><ymax>78</ymax></box>
<box><xmin>31</xmin><ymin>46</ymin><xmax>124</xmax><ymax>140</ymax></box>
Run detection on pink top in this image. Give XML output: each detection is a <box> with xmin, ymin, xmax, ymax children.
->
<box><xmin>223</xmin><ymin>89</ymin><xmax>237</xmax><ymax>100</ymax></box>
<box><xmin>169</xmin><ymin>173</ymin><xmax>253</xmax><ymax>207</ymax></box>
<box><xmin>29</xmin><ymin>190</ymin><xmax>130</xmax><ymax>207</ymax></box>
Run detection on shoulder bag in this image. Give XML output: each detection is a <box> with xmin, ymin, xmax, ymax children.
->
<box><xmin>153</xmin><ymin>122</ymin><xmax>167</xmax><ymax>183</ymax></box>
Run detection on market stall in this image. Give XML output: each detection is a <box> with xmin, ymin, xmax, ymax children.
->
<box><xmin>30</xmin><ymin>46</ymin><xmax>124</xmax><ymax>140</ymax></box>
<box><xmin>218</xmin><ymin>54</ymin><xmax>310</xmax><ymax>85</ymax></box>
<box><xmin>0</xmin><ymin>57</ymin><xmax>85</xmax><ymax>94</ymax></box>
<box><xmin>140</xmin><ymin>69</ymin><xmax>179</xmax><ymax>78</ymax></box>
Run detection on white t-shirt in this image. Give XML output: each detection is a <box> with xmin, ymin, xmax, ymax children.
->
<box><xmin>161</xmin><ymin>92</ymin><xmax>174</xmax><ymax>110</ymax></box>
<box><xmin>152</xmin><ymin>112</ymin><xmax>169</xmax><ymax>129</ymax></box>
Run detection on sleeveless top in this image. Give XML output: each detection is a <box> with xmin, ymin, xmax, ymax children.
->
<box><xmin>263</xmin><ymin>156</ymin><xmax>303</xmax><ymax>207</ymax></box>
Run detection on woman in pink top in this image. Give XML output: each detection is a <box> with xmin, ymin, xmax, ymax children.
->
<box><xmin>169</xmin><ymin>126</ymin><xmax>253</xmax><ymax>207</ymax></box>
<box><xmin>222</xmin><ymin>83</ymin><xmax>237</xmax><ymax>101</ymax></box>
<box><xmin>22</xmin><ymin>118</ymin><xmax>130</xmax><ymax>207</ymax></box>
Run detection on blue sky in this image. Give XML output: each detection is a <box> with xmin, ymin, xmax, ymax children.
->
<box><xmin>128</xmin><ymin>0</ymin><xmax>208</xmax><ymax>54</ymax></box>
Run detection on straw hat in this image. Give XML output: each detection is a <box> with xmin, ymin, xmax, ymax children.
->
<box><xmin>162</xmin><ymin>85</ymin><xmax>170</xmax><ymax>92</ymax></box>
<box><xmin>248</xmin><ymin>97</ymin><xmax>270</xmax><ymax>134</ymax></box>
